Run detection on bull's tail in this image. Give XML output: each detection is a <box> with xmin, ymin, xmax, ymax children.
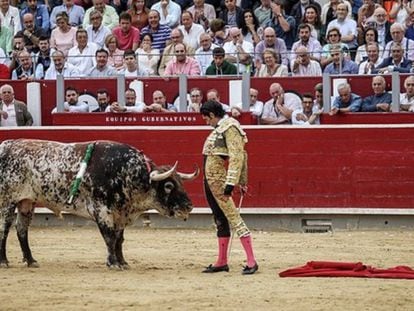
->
<box><xmin>0</xmin><ymin>140</ymin><xmax>14</xmax><ymax>183</ymax></box>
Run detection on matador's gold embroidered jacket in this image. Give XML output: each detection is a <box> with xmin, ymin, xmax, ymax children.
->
<box><xmin>202</xmin><ymin>117</ymin><xmax>248</xmax><ymax>186</ymax></box>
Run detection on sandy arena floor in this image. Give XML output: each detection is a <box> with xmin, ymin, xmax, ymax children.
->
<box><xmin>1</xmin><ymin>226</ymin><xmax>414</xmax><ymax>311</ymax></box>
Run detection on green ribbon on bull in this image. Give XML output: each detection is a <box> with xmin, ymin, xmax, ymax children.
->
<box><xmin>67</xmin><ymin>143</ymin><xmax>95</xmax><ymax>204</ymax></box>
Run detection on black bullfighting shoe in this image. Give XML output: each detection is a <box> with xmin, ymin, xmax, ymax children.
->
<box><xmin>242</xmin><ymin>263</ymin><xmax>258</xmax><ymax>275</ymax></box>
<box><xmin>202</xmin><ymin>264</ymin><xmax>230</xmax><ymax>273</ymax></box>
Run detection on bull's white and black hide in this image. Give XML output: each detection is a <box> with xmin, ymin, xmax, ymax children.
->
<box><xmin>0</xmin><ymin>139</ymin><xmax>198</xmax><ymax>269</ymax></box>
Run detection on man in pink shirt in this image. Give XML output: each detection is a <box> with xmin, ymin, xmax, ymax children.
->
<box><xmin>163</xmin><ymin>43</ymin><xmax>201</xmax><ymax>76</ymax></box>
<box><xmin>112</xmin><ymin>12</ymin><xmax>140</xmax><ymax>51</ymax></box>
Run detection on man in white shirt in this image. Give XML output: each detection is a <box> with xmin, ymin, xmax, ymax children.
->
<box><xmin>88</xmin><ymin>48</ymin><xmax>117</xmax><ymax>77</ymax></box>
<box><xmin>261</xmin><ymin>82</ymin><xmax>302</xmax><ymax>124</ymax></box>
<box><xmin>231</xmin><ymin>88</ymin><xmax>264</xmax><ymax>118</ymax></box>
<box><xmin>0</xmin><ymin>84</ymin><xmax>33</xmax><ymax>126</ymax></box>
<box><xmin>144</xmin><ymin>90</ymin><xmax>177</xmax><ymax>112</ymax></box>
<box><xmin>291</xmin><ymin>46</ymin><xmax>322</xmax><ymax>76</ymax></box>
<box><xmin>118</xmin><ymin>49</ymin><xmax>148</xmax><ymax>77</ymax></box>
<box><xmin>290</xmin><ymin>23</ymin><xmax>322</xmax><ymax>64</ymax></box>
<box><xmin>108</xmin><ymin>88</ymin><xmax>146</xmax><ymax>113</ymax></box>
<box><xmin>188</xmin><ymin>87</ymin><xmax>204</xmax><ymax>112</ymax></box>
<box><xmin>151</xmin><ymin>0</ymin><xmax>181</xmax><ymax>29</ymax></box>
<box><xmin>45</xmin><ymin>50</ymin><xmax>81</xmax><ymax>79</ymax></box>
<box><xmin>83</xmin><ymin>0</ymin><xmax>119</xmax><ymax>30</ymax></box>
<box><xmin>383</xmin><ymin>23</ymin><xmax>414</xmax><ymax>60</ymax></box>
<box><xmin>254</xmin><ymin>0</ymin><xmax>272</xmax><ymax>28</ymax></box>
<box><xmin>52</xmin><ymin>86</ymin><xmax>89</xmax><ymax>113</ymax></box>
<box><xmin>178</xmin><ymin>11</ymin><xmax>204</xmax><ymax>50</ymax></box>
<box><xmin>326</xmin><ymin>3</ymin><xmax>358</xmax><ymax>50</ymax></box>
<box><xmin>0</xmin><ymin>1</ymin><xmax>22</xmax><ymax>35</ymax></box>
<box><xmin>223</xmin><ymin>27</ymin><xmax>254</xmax><ymax>74</ymax></box>
<box><xmin>67</xmin><ymin>28</ymin><xmax>98</xmax><ymax>76</ymax></box>
<box><xmin>205</xmin><ymin>88</ymin><xmax>230</xmax><ymax>112</ymax></box>
<box><xmin>358</xmin><ymin>42</ymin><xmax>383</xmax><ymax>74</ymax></box>
<box><xmin>195</xmin><ymin>33</ymin><xmax>218</xmax><ymax>75</ymax></box>
<box><xmin>86</xmin><ymin>10</ymin><xmax>111</xmax><ymax>48</ymax></box>
<box><xmin>400</xmin><ymin>75</ymin><xmax>414</xmax><ymax>112</ymax></box>
<box><xmin>291</xmin><ymin>93</ymin><xmax>320</xmax><ymax>125</ymax></box>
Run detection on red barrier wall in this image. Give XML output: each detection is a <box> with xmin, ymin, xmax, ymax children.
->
<box><xmin>321</xmin><ymin>112</ymin><xmax>414</xmax><ymax>124</ymax></box>
<box><xmin>2</xmin><ymin>125</ymin><xmax>414</xmax><ymax>209</ymax></box>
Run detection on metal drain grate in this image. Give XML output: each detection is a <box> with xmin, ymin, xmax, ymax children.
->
<box><xmin>302</xmin><ymin>219</ymin><xmax>333</xmax><ymax>233</ymax></box>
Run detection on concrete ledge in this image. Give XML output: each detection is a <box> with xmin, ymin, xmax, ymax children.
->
<box><xmin>32</xmin><ymin>208</ymin><xmax>414</xmax><ymax>232</ymax></box>
<box><xmin>35</xmin><ymin>207</ymin><xmax>414</xmax><ymax>215</ymax></box>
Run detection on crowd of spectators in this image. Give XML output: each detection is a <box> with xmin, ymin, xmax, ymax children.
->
<box><xmin>1</xmin><ymin>0</ymin><xmax>414</xmax><ymax>79</ymax></box>
<box><xmin>2</xmin><ymin>74</ymin><xmax>414</xmax><ymax>127</ymax></box>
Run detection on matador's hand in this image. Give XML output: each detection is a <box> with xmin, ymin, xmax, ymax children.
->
<box><xmin>239</xmin><ymin>185</ymin><xmax>248</xmax><ymax>195</ymax></box>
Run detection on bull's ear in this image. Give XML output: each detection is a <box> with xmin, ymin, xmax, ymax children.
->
<box><xmin>177</xmin><ymin>166</ymin><xmax>200</xmax><ymax>181</ymax></box>
<box><xmin>150</xmin><ymin>161</ymin><xmax>178</xmax><ymax>182</ymax></box>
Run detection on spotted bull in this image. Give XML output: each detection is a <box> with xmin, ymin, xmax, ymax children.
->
<box><xmin>0</xmin><ymin>139</ymin><xmax>198</xmax><ymax>269</ymax></box>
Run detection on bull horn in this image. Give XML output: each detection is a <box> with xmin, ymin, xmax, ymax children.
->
<box><xmin>177</xmin><ymin>166</ymin><xmax>200</xmax><ymax>180</ymax></box>
<box><xmin>150</xmin><ymin>161</ymin><xmax>178</xmax><ymax>182</ymax></box>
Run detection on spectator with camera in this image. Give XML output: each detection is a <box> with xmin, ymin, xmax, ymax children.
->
<box><xmin>187</xmin><ymin>0</ymin><xmax>216</xmax><ymax>30</ymax></box>
<box><xmin>268</xmin><ymin>0</ymin><xmax>296</xmax><ymax>49</ymax></box>
<box><xmin>8</xmin><ymin>34</ymin><xmax>26</xmax><ymax>73</ymax></box>
<box><xmin>389</xmin><ymin>0</ymin><xmax>414</xmax><ymax>25</ymax></box>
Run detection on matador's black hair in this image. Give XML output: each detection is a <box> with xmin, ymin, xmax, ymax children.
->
<box><xmin>200</xmin><ymin>100</ymin><xmax>225</xmax><ymax>118</ymax></box>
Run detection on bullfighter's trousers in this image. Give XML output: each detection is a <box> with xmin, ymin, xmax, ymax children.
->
<box><xmin>204</xmin><ymin>155</ymin><xmax>250</xmax><ymax>238</ymax></box>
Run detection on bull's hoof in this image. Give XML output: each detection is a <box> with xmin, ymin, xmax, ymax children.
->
<box><xmin>120</xmin><ymin>263</ymin><xmax>130</xmax><ymax>270</ymax></box>
<box><xmin>23</xmin><ymin>258</ymin><xmax>39</xmax><ymax>268</ymax></box>
<box><xmin>107</xmin><ymin>264</ymin><xmax>123</xmax><ymax>271</ymax></box>
<box><xmin>0</xmin><ymin>261</ymin><xmax>9</xmax><ymax>268</ymax></box>
<box><xmin>27</xmin><ymin>261</ymin><xmax>39</xmax><ymax>268</ymax></box>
